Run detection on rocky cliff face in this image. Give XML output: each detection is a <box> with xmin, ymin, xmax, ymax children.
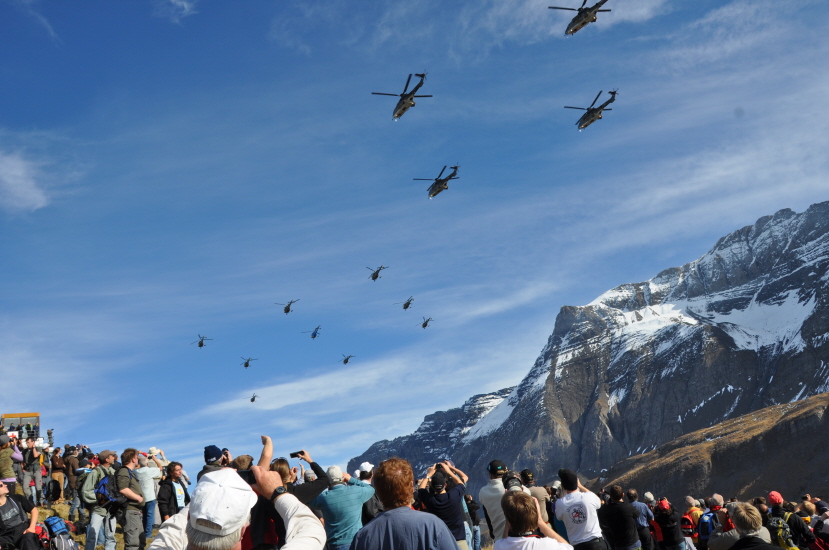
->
<box><xmin>350</xmin><ymin>201</ymin><xmax>829</xmax><ymax>493</ymax></box>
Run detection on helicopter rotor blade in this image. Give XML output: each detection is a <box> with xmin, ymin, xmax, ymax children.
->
<box><xmin>437</xmin><ymin>165</ymin><xmax>447</xmax><ymax>179</ymax></box>
<box><xmin>402</xmin><ymin>73</ymin><xmax>413</xmax><ymax>94</ymax></box>
<box><xmin>372</xmin><ymin>92</ymin><xmax>399</xmax><ymax>96</ymax></box>
<box><xmin>603</xmin><ymin>108</ymin><xmax>612</xmax><ymax>111</ymax></box>
<box><xmin>589</xmin><ymin>91</ymin><xmax>603</xmax><ymax>108</ymax></box>
<box><xmin>412</xmin><ymin>95</ymin><xmax>433</xmax><ymax>98</ymax></box>
<box><xmin>564</xmin><ymin>106</ymin><xmax>588</xmax><ymax>110</ymax></box>
<box><xmin>580</xmin><ymin>0</ymin><xmax>587</xmax><ymax>8</ymax></box>
<box><xmin>413</xmin><ymin>178</ymin><xmax>434</xmax><ymax>180</ymax></box>
<box><xmin>597</xmin><ymin>9</ymin><xmax>611</xmax><ymax>11</ymax></box>
<box><xmin>548</xmin><ymin>6</ymin><xmax>578</xmax><ymax>10</ymax></box>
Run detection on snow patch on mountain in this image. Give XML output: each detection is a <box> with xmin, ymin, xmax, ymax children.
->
<box><xmin>463</xmin><ymin>390</ymin><xmax>517</xmax><ymax>442</ymax></box>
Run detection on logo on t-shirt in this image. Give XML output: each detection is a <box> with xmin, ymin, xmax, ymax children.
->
<box><xmin>568</xmin><ymin>503</ymin><xmax>588</xmax><ymax>524</ymax></box>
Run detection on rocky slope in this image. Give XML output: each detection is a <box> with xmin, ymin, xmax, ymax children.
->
<box><xmin>350</xmin><ymin>201</ymin><xmax>829</xmax><ymax>493</ymax></box>
<box><xmin>349</xmin><ymin>387</ymin><xmax>514</xmax><ymax>475</ymax></box>
<box><xmin>589</xmin><ymin>392</ymin><xmax>829</xmax><ymax>505</ymax></box>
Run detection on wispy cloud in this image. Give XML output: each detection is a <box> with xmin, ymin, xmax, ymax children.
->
<box><xmin>7</xmin><ymin>0</ymin><xmax>59</xmax><ymax>42</ymax></box>
<box><xmin>152</xmin><ymin>0</ymin><xmax>199</xmax><ymax>23</ymax></box>
<box><xmin>0</xmin><ymin>150</ymin><xmax>49</xmax><ymax>212</ymax></box>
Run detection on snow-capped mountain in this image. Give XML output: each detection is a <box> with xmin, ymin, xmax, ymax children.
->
<box><xmin>349</xmin><ymin>202</ymin><xmax>829</xmax><ymax>490</ymax></box>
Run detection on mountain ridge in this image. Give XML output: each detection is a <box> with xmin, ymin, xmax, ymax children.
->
<box><xmin>349</xmin><ymin>201</ymin><xmax>829</xmax><ymax>495</ymax></box>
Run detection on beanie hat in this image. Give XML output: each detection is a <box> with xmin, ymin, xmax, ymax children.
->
<box><xmin>204</xmin><ymin>445</ymin><xmax>222</xmax><ymax>464</ymax></box>
<box><xmin>558</xmin><ymin>468</ymin><xmax>579</xmax><ymax>491</ymax></box>
<box><xmin>0</xmin><ymin>435</ymin><xmax>10</xmax><ymax>446</ymax></box>
<box><xmin>768</xmin><ymin>491</ymin><xmax>784</xmax><ymax>506</ymax></box>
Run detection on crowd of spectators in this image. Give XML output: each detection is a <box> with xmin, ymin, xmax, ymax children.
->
<box><xmin>2</xmin><ymin>431</ymin><xmax>828</xmax><ymax>550</ymax></box>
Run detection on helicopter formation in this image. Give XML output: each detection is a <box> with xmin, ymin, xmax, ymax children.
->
<box><xmin>192</xmin><ymin>1</ymin><xmax>618</xmax><ymax>405</ymax></box>
<box><xmin>192</xmin><ymin>265</ymin><xmax>437</xmax><ymax>405</ymax></box>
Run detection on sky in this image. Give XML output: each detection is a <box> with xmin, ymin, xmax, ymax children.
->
<box><xmin>2</xmin><ymin>0</ymin><xmax>828</xmax><ymax>478</ymax></box>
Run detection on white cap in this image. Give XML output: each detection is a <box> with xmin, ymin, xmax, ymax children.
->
<box><xmin>353</xmin><ymin>470</ymin><xmax>361</xmax><ymax>478</ymax></box>
<box><xmin>189</xmin><ymin>470</ymin><xmax>258</xmax><ymax>536</ymax></box>
<box><xmin>327</xmin><ymin>465</ymin><xmax>343</xmax><ymax>483</ymax></box>
<box><xmin>359</xmin><ymin>461</ymin><xmax>374</xmax><ymax>473</ymax></box>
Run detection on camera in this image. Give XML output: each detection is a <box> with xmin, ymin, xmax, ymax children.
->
<box><xmin>289</xmin><ymin>451</ymin><xmax>302</xmax><ymax>459</ymax></box>
<box><xmin>501</xmin><ymin>471</ymin><xmax>523</xmax><ymax>492</ymax></box>
<box><xmin>236</xmin><ymin>470</ymin><xmax>255</xmax><ymax>485</ymax></box>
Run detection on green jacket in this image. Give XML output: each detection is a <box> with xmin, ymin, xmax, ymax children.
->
<box><xmin>82</xmin><ymin>465</ymin><xmax>115</xmax><ymax>517</ymax></box>
<box><xmin>0</xmin><ymin>447</ymin><xmax>15</xmax><ymax>480</ymax></box>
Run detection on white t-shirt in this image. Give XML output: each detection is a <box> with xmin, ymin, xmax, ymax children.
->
<box><xmin>495</xmin><ymin>536</ymin><xmax>574</xmax><ymax>550</ymax></box>
<box><xmin>554</xmin><ymin>491</ymin><xmax>603</xmax><ymax>545</ymax></box>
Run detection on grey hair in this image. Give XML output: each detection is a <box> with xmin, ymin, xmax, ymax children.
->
<box><xmin>710</xmin><ymin>493</ymin><xmax>724</xmax><ymax>507</ymax></box>
<box><xmin>185</xmin><ymin>514</ymin><xmax>249</xmax><ymax>550</ymax></box>
<box><xmin>138</xmin><ymin>456</ymin><xmax>148</xmax><ymax>467</ymax></box>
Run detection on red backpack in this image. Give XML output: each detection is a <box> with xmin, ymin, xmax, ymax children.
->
<box><xmin>681</xmin><ymin>513</ymin><xmax>698</xmax><ymax>538</ymax></box>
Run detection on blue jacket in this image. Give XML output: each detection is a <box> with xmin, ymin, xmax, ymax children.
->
<box><xmin>309</xmin><ymin>477</ymin><xmax>374</xmax><ymax>546</ymax></box>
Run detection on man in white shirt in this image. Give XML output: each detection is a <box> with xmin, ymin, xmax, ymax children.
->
<box><xmin>554</xmin><ymin>469</ymin><xmax>605</xmax><ymax>550</ymax></box>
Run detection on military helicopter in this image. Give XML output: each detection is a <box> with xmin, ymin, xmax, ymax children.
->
<box><xmin>241</xmin><ymin>357</ymin><xmax>258</xmax><ymax>368</ymax></box>
<box><xmin>191</xmin><ymin>334</ymin><xmax>213</xmax><ymax>348</ymax></box>
<box><xmin>565</xmin><ymin>90</ymin><xmax>617</xmax><ymax>130</ymax></box>
<box><xmin>394</xmin><ymin>296</ymin><xmax>414</xmax><ymax>310</ymax></box>
<box><xmin>367</xmin><ymin>265</ymin><xmax>388</xmax><ymax>281</ymax></box>
<box><xmin>275</xmin><ymin>299</ymin><xmax>299</xmax><ymax>314</ymax></box>
<box><xmin>250</xmin><ymin>393</ymin><xmax>258</xmax><ymax>403</ymax></box>
<box><xmin>303</xmin><ymin>325</ymin><xmax>322</xmax><ymax>339</ymax></box>
<box><xmin>418</xmin><ymin>317</ymin><xmax>433</xmax><ymax>329</ymax></box>
<box><xmin>341</xmin><ymin>354</ymin><xmax>355</xmax><ymax>365</ymax></box>
<box><xmin>548</xmin><ymin>0</ymin><xmax>611</xmax><ymax>35</ymax></box>
<box><xmin>372</xmin><ymin>73</ymin><xmax>432</xmax><ymax>120</ymax></box>
<box><xmin>414</xmin><ymin>165</ymin><xmax>459</xmax><ymax>199</ymax></box>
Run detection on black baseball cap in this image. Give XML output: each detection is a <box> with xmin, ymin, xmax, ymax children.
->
<box><xmin>431</xmin><ymin>471</ymin><xmax>447</xmax><ymax>492</ymax></box>
<box><xmin>487</xmin><ymin>460</ymin><xmax>507</xmax><ymax>473</ymax></box>
<box><xmin>520</xmin><ymin>469</ymin><xmax>534</xmax><ymax>483</ymax></box>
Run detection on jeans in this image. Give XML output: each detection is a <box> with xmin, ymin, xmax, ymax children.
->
<box><xmin>665</xmin><ymin>543</ymin><xmax>686</xmax><ymax>550</ymax></box>
<box><xmin>472</xmin><ymin>525</ymin><xmax>481</xmax><ymax>550</ymax></box>
<box><xmin>85</xmin><ymin>513</ymin><xmax>116</xmax><ymax>550</ymax></box>
<box><xmin>143</xmin><ymin>500</ymin><xmax>156</xmax><ymax>539</ymax></box>
<box><xmin>120</xmin><ymin>508</ymin><xmax>145</xmax><ymax>550</ymax></box>
<box><xmin>465</xmin><ymin>523</ymin><xmax>473</xmax><ymax>550</ymax></box>
<box><xmin>69</xmin><ymin>493</ymin><xmax>86</xmax><ymax>523</ymax></box>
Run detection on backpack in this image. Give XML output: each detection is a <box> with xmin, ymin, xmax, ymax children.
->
<box><xmin>34</xmin><ymin>523</ymin><xmax>51</xmax><ymax>549</ymax></box>
<box><xmin>50</xmin><ymin>533</ymin><xmax>77</xmax><ymax>550</ymax></box>
<box><xmin>46</xmin><ymin>479</ymin><xmax>62</xmax><ymax>502</ymax></box>
<box><xmin>698</xmin><ymin>511</ymin><xmax>717</xmax><ymax>540</ymax></box>
<box><xmin>94</xmin><ymin>468</ymin><xmax>124</xmax><ymax>509</ymax></box>
<box><xmin>44</xmin><ymin>516</ymin><xmax>69</xmax><ymax>537</ymax></box>
<box><xmin>768</xmin><ymin>513</ymin><xmax>799</xmax><ymax>550</ymax></box>
<box><xmin>681</xmin><ymin>513</ymin><xmax>698</xmax><ymax>537</ymax></box>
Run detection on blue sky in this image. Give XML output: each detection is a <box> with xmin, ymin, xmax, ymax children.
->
<box><xmin>2</xmin><ymin>0</ymin><xmax>828</xmax><ymax>477</ymax></box>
